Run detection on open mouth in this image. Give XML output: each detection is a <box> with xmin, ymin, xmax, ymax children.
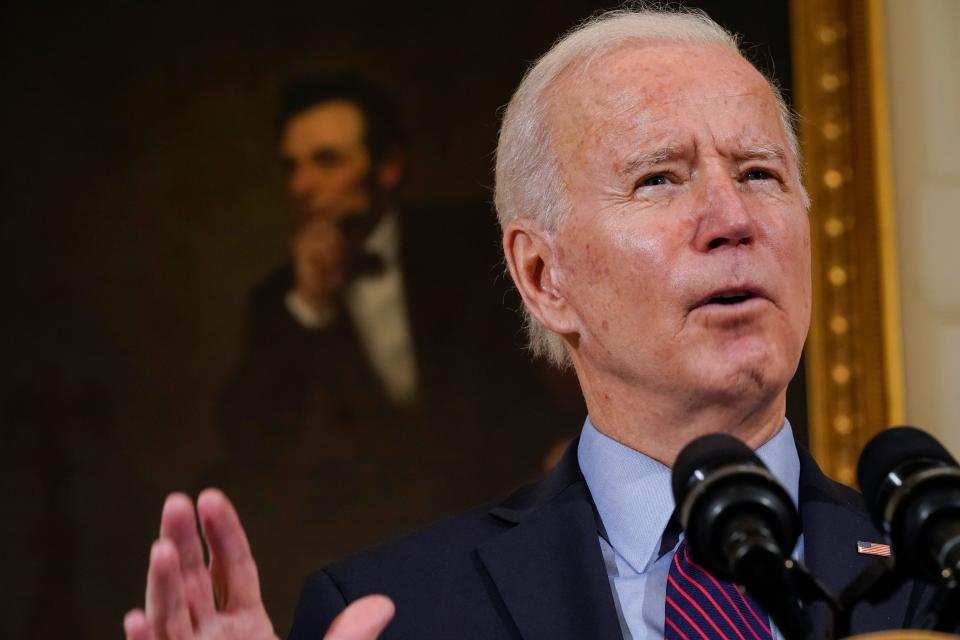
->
<box><xmin>691</xmin><ymin>287</ymin><xmax>767</xmax><ymax>312</ymax></box>
<box><xmin>707</xmin><ymin>292</ymin><xmax>754</xmax><ymax>305</ymax></box>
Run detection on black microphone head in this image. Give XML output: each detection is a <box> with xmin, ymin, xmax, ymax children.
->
<box><xmin>857</xmin><ymin>426</ymin><xmax>957</xmax><ymax>515</ymax></box>
<box><xmin>672</xmin><ymin>432</ymin><xmax>800</xmax><ymax>580</ymax></box>
<box><xmin>672</xmin><ymin>433</ymin><xmax>761</xmax><ymax>507</ymax></box>
<box><xmin>856</xmin><ymin>426</ymin><xmax>960</xmax><ymax>581</ymax></box>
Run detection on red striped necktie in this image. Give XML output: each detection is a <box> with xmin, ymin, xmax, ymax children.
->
<box><xmin>665</xmin><ymin>541</ymin><xmax>773</xmax><ymax>640</ymax></box>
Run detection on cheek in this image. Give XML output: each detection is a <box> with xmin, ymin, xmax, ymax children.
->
<box><xmin>559</xmin><ymin>221</ymin><xmax>682</xmax><ymax>342</ymax></box>
<box><xmin>563</xmin><ymin>220</ymin><xmax>671</xmax><ymax>291</ymax></box>
<box><xmin>626</xmin><ymin>221</ymin><xmax>694</xmax><ymax>297</ymax></box>
<box><xmin>346</xmin><ymin>168</ymin><xmax>370</xmax><ymax>192</ymax></box>
<box><xmin>766</xmin><ymin>208</ymin><xmax>810</xmax><ymax>269</ymax></box>
<box><xmin>328</xmin><ymin>162</ymin><xmax>371</xmax><ymax>192</ymax></box>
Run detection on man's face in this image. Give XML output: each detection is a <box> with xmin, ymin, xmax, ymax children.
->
<box><xmin>281</xmin><ymin>100</ymin><xmax>374</xmax><ymax>225</ymax></box>
<box><xmin>548</xmin><ymin>42</ymin><xmax>811</xmax><ymax>405</ymax></box>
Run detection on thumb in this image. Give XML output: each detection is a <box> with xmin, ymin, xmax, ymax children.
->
<box><xmin>323</xmin><ymin>594</ymin><xmax>395</xmax><ymax>640</ymax></box>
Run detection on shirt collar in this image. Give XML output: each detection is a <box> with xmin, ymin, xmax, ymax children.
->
<box><xmin>578</xmin><ymin>416</ymin><xmax>800</xmax><ymax>574</ymax></box>
<box><xmin>363</xmin><ymin>209</ymin><xmax>400</xmax><ymax>266</ymax></box>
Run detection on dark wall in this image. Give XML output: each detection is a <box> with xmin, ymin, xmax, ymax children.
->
<box><xmin>0</xmin><ymin>2</ymin><xmax>795</xmax><ymax>638</ymax></box>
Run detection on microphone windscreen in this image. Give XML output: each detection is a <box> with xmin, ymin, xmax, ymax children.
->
<box><xmin>857</xmin><ymin>426</ymin><xmax>957</xmax><ymax>511</ymax></box>
<box><xmin>672</xmin><ymin>433</ymin><xmax>762</xmax><ymax>506</ymax></box>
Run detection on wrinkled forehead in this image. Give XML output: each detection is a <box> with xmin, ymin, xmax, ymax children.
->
<box><xmin>546</xmin><ymin>41</ymin><xmax>781</xmax><ymax>150</ymax></box>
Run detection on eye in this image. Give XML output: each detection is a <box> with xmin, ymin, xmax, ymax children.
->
<box><xmin>744</xmin><ymin>169</ymin><xmax>774</xmax><ymax>181</ymax></box>
<box><xmin>640</xmin><ymin>174</ymin><xmax>670</xmax><ymax>187</ymax></box>
<box><xmin>310</xmin><ymin>148</ymin><xmax>348</xmax><ymax>169</ymax></box>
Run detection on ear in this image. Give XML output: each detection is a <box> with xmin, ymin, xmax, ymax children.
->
<box><xmin>502</xmin><ymin>219</ymin><xmax>580</xmax><ymax>337</ymax></box>
<box><xmin>376</xmin><ymin>148</ymin><xmax>405</xmax><ymax>192</ymax></box>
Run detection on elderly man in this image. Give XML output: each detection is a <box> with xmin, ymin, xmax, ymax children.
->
<box><xmin>124</xmin><ymin>8</ymin><xmax>924</xmax><ymax>640</ymax></box>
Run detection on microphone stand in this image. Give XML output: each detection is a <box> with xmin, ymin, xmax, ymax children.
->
<box><xmin>784</xmin><ymin>559</ymin><xmax>843</xmax><ymax>639</ymax></box>
<box><xmin>837</xmin><ymin>554</ymin><xmax>960</xmax><ymax>633</ymax></box>
<box><xmin>919</xmin><ymin>520</ymin><xmax>960</xmax><ymax>631</ymax></box>
<box><xmin>918</xmin><ymin>572</ymin><xmax>960</xmax><ymax>632</ymax></box>
<box><xmin>835</xmin><ymin>558</ymin><xmax>905</xmax><ymax>638</ymax></box>
<box><xmin>920</xmin><ymin>576</ymin><xmax>960</xmax><ymax>633</ymax></box>
<box><xmin>726</xmin><ymin>526</ymin><xmax>841</xmax><ymax>640</ymax></box>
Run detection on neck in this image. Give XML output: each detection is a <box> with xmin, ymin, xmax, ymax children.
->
<box><xmin>578</xmin><ymin>369</ymin><xmax>787</xmax><ymax>467</ymax></box>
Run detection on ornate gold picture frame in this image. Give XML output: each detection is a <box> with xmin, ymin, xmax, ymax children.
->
<box><xmin>791</xmin><ymin>0</ymin><xmax>905</xmax><ymax>484</ymax></box>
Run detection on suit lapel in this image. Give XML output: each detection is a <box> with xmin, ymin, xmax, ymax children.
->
<box><xmin>476</xmin><ymin>442</ymin><xmax>623</xmax><ymax>640</ymax></box>
<box><xmin>476</xmin><ymin>438</ymin><xmax>924</xmax><ymax>638</ymax></box>
<box><xmin>797</xmin><ymin>447</ymin><xmax>916</xmax><ymax>634</ymax></box>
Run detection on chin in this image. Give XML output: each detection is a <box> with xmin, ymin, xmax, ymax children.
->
<box><xmin>691</xmin><ymin>347</ymin><xmax>792</xmax><ymax>406</ymax></box>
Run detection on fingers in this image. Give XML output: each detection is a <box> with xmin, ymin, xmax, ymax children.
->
<box><xmin>123</xmin><ymin>609</ymin><xmax>156</xmax><ymax>640</ymax></box>
<box><xmin>292</xmin><ymin>221</ymin><xmax>346</xmax><ymax>305</ymax></box>
<box><xmin>159</xmin><ymin>494</ymin><xmax>204</xmax><ymax>572</ymax></box>
<box><xmin>295</xmin><ymin>219</ymin><xmax>345</xmax><ymax>261</ymax></box>
<box><xmin>196</xmin><ymin>488</ymin><xmax>263</xmax><ymax>612</ymax></box>
<box><xmin>323</xmin><ymin>595</ymin><xmax>395</xmax><ymax>640</ymax></box>
<box><xmin>145</xmin><ymin>539</ymin><xmax>194</xmax><ymax>640</ymax></box>
<box><xmin>159</xmin><ymin>493</ymin><xmax>216</xmax><ymax>625</ymax></box>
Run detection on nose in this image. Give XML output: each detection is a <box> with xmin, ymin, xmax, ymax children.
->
<box><xmin>692</xmin><ymin>172</ymin><xmax>758</xmax><ymax>252</ymax></box>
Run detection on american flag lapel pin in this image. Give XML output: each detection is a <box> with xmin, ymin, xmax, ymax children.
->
<box><xmin>857</xmin><ymin>540</ymin><xmax>892</xmax><ymax>557</ymax></box>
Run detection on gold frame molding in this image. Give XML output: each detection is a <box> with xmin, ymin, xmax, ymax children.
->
<box><xmin>791</xmin><ymin>0</ymin><xmax>905</xmax><ymax>484</ymax></box>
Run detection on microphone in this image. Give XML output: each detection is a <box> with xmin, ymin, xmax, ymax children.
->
<box><xmin>672</xmin><ymin>433</ymin><xmax>801</xmax><ymax>580</ymax></box>
<box><xmin>857</xmin><ymin>426</ymin><xmax>960</xmax><ymax>583</ymax></box>
<box><xmin>672</xmin><ymin>433</ymin><xmax>808</xmax><ymax>639</ymax></box>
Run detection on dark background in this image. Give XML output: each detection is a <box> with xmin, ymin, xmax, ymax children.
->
<box><xmin>0</xmin><ymin>2</ymin><xmax>798</xmax><ymax>638</ymax></box>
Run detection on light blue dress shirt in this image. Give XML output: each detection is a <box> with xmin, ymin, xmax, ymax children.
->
<box><xmin>578</xmin><ymin>417</ymin><xmax>803</xmax><ymax>640</ymax></box>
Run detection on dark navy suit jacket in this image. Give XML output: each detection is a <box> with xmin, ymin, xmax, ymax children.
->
<box><xmin>287</xmin><ymin>440</ymin><xmax>927</xmax><ymax>639</ymax></box>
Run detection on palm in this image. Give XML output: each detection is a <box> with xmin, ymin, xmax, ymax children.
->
<box><xmin>187</xmin><ymin>611</ymin><xmax>276</xmax><ymax>640</ymax></box>
<box><xmin>193</xmin><ymin>612</ymin><xmax>277</xmax><ymax>640</ymax></box>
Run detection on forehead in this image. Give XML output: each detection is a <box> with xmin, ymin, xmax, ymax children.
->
<box><xmin>282</xmin><ymin>100</ymin><xmax>367</xmax><ymax>152</ymax></box>
<box><xmin>547</xmin><ymin>41</ymin><xmax>785</xmax><ymax>159</ymax></box>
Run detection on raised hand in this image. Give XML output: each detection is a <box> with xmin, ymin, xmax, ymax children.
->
<box><xmin>123</xmin><ymin>489</ymin><xmax>278</xmax><ymax>640</ymax></box>
<box><xmin>123</xmin><ymin>489</ymin><xmax>394</xmax><ymax>640</ymax></box>
<box><xmin>290</xmin><ymin>218</ymin><xmax>348</xmax><ymax>316</ymax></box>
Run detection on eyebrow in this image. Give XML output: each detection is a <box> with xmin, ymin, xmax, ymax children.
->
<box><xmin>617</xmin><ymin>146</ymin><xmax>684</xmax><ymax>178</ymax></box>
<box><xmin>615</xmin><ymin>143</ymin><xmax>789</xmax><ymax>178</ymax></box>
<box><xmin>736</xmin><ymin>144</ymin><xmax>788</xmax><ymax>163</ymax></box>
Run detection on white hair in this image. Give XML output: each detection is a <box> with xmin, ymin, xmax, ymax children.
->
<box><xmin>493</xmin><ymin>7</ymin><xmax>805</xmax><ymax>368</ymax></box>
